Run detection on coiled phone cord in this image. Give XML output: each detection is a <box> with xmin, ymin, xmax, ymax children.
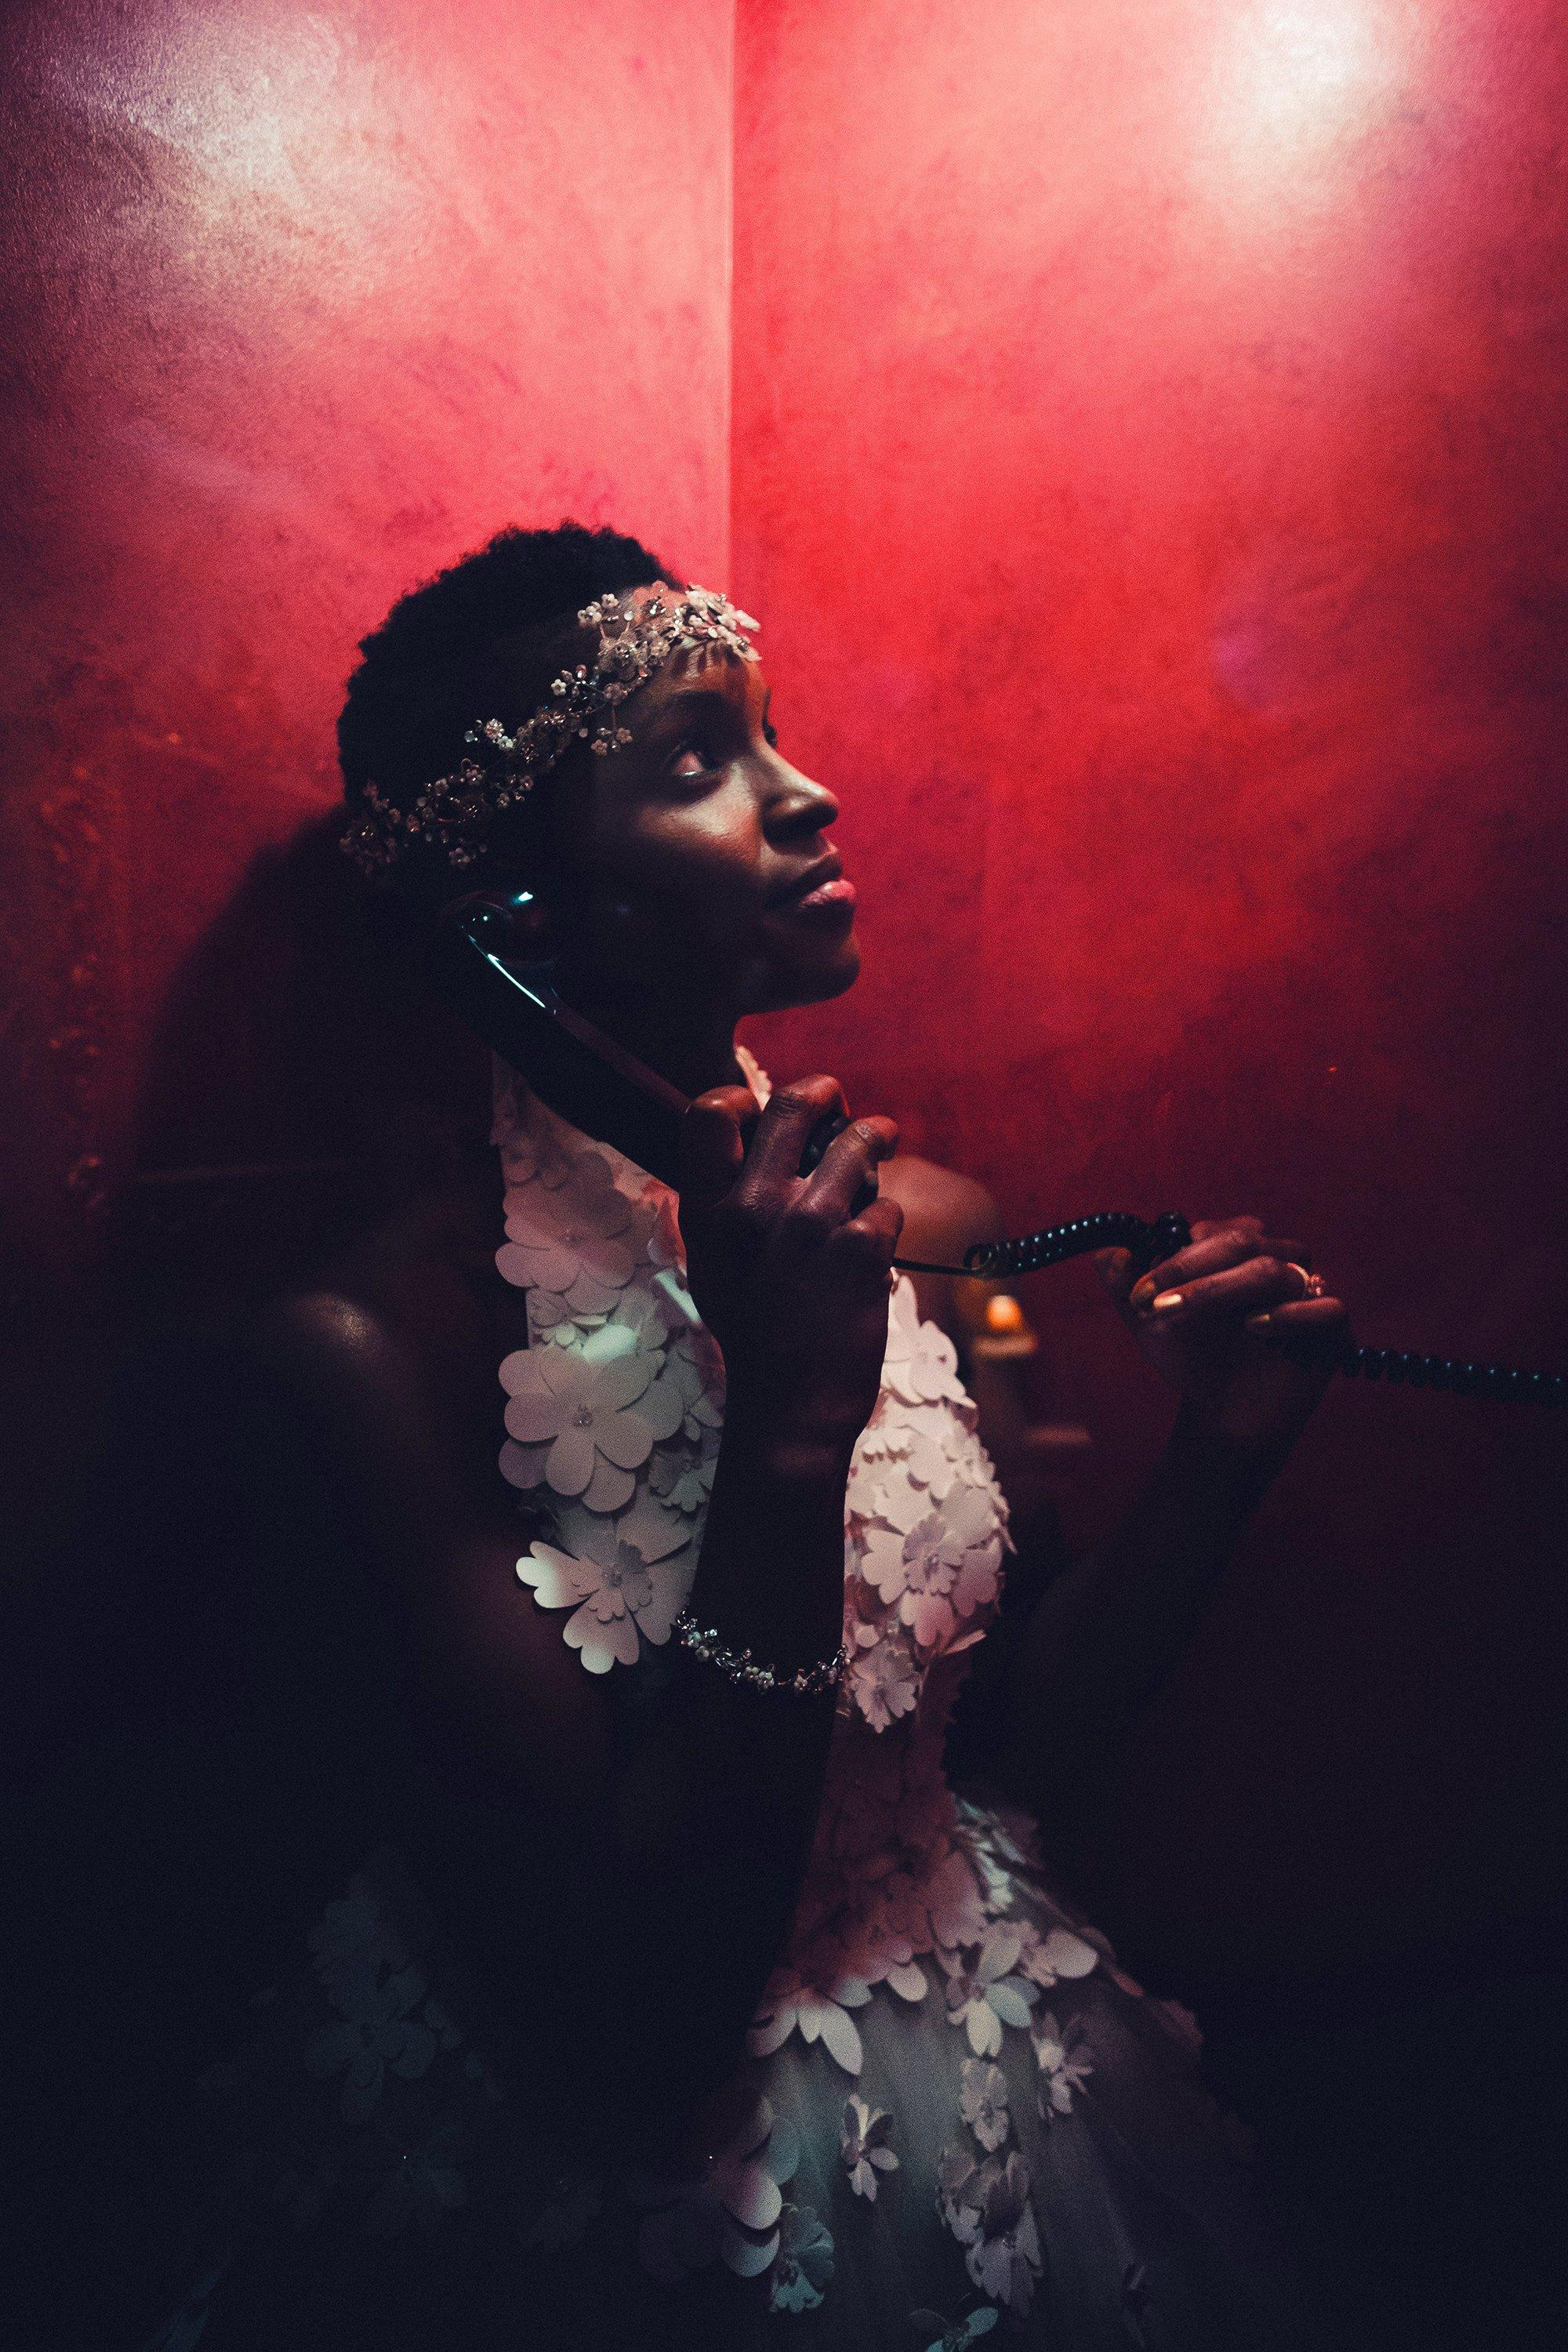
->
<box><xmin>895</xmin><ymin>1211</ymin><xmax>1568</xmax><ymax>1408</ymax></box>
<box><xmin>426</xmin><ymin>901</ymin><xmax>1563</xmax><ymax>1407</ymax></box>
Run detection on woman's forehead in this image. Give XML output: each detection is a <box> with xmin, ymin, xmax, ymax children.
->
<box><xmin>561</xmin><ymin>649</ymin><xmax>770</xmax><ymax>831</ymax></box>
<box><xmin>640</xmin><ymin>645</ymin><xmax>768</xmax><ymax>720</ymax></box>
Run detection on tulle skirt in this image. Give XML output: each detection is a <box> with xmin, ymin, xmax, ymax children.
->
<box><xmin>138</xmin><ymin>1803</ymin><xmax>1338</xmax><ymax>2352</ymax></box>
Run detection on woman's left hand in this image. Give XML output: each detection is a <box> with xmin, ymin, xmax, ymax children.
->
<box><xmin>1097</xmin><ymin>1218</ymin><xmax>1350</xmax><ymax>1462</ymax></box>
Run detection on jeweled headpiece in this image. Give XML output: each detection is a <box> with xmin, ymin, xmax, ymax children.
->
<box><xmin>341</xmin><ymin>579</ymin><xmax>759</xmax><ymax>877</ymax></box>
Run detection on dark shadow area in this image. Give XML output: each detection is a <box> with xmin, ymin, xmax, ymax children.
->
<box><xmin>11</xmin><ymin>816</ymin><xmax>492</xmax><ymax>2346</ymax></box>
<box><xmin>111</xmin><ymin>811</ymin><xmax>489</xmax><ymax>1341</ymax></box>
<box><xmin>11</xmin><ymin>814</ymin><xmax>1566</xmax><ymax>2347</ymax></box>
<box><xmin>1192</xmin><ymin>1922</ymin><xmax>1568</xmax><ymax>2352</ymax></box>
<box><xmin>946</xmin><ymin>1487</ymin><xmax>1568</xmax><ymax>2352</ymax></box>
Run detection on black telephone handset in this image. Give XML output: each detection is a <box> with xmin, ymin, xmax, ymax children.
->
<box><xmin>431</xmin><ymin>891</ymin><xmax>1566</xmax><ymax>1407</ymax></box>
<box><xmin>430</xmin><ymin>890</ymin><xmax>855</xmax><ymax>1192</ymax></box>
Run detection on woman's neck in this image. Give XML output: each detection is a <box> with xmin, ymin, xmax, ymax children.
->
<box><xmin>558</xmin><ymin>977</ymin><xmax>746</xmax><ymax>1102</ymax></box>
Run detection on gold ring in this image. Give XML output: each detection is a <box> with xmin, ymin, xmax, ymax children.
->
<box><xmin>1285</xmin><ymin>1261</ymin><xmax>1325</xmax><ymax>1300</ymax></box>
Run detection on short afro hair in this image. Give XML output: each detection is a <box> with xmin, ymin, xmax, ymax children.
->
<box><xmin>337</xmin><ymin>520</ymin><xmax>669</xmax><ymax>901</ymax></box>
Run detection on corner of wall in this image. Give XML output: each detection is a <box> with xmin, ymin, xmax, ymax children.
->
<box><xmin>721</xmin><ymin>0</ymin><xmax>739</xmax><ymax>591</ymax></box>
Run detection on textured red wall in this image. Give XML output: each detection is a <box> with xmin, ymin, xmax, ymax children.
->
<box><xmin>0</xmin><ymin>0</ymin><xmax>733</xmax><ymax>1287</ymax></box>
<box><xmin>5</xmin><ymin>0</ymin><xmax>1565</xmax><ymax>1989</ymax></box>
<box><xmin>733</xmin><ymin>1</ymin><xmax>1568</xmax><ymax>1973</ymax></box>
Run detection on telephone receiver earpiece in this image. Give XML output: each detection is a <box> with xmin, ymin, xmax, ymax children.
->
<box><xmin>431</xmin><ymin>891</ymin><xmax>1566</xmax><ymax>1406</ymax></box>
<box><xmin>430</xmin><ymin>888</ymin><xmax>855</xmax><ymax>1192</ymax></box>
<box><xmin>472</xmin><ymin>884</ymin><xmax>560</xmax><ymax>963</ymax></box>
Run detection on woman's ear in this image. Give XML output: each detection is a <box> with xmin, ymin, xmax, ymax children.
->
<box><xmin>436</xmin><ymin>878</ymin><xmax>564</xmax><ymax>965</ymax></box>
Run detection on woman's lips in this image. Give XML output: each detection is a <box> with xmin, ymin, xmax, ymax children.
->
<box><xmin>784</xmin><ymin>876</ymin><xmax>857</xmax><ymax>915</ymax></box>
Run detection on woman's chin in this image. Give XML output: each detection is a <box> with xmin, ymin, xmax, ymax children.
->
<box><xmin>759</xmin><ymin>935</ymin><xmax>862</xmax><ymax>1012</ymax></box>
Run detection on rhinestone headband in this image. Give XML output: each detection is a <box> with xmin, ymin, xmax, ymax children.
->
<box><xmin>341</xmin><ymin>580</ymin><xmax>760</xmax><ymax>877</ymax></box>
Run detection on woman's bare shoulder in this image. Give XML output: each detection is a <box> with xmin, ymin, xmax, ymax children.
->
<box><xmin>245</xmin><ymin>1270</ymin><xmax>604</xmax><ymax>1770</ymax></box>
<box><xmin>241</xmin><ymin>1202</ymin><xmax>505</xmax><ymax>1522</ymax></box>
<box><xmin>252</xmin><ymin>1280</ymin><xmax>423</xmax><ymax>1409</ymax></box>
<box><xmin>879</xmin><ymin>1150</ymin><xmax>1004</xmax><ymax>1262</ymax></box>
<box><xmin>240</xmin><ymin>1280</ymin><xmax>463</xmax><ymax>1547</ymax></box>
<box><xmin>246</xmin><ymin>1171</ymin><xmax>528</xmax><ymax>1468</ymax></box>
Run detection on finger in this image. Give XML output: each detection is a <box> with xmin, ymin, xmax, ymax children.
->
<box><xmin>1142</xmin><ymin>1255</ymin><xmax>1305</xmax><ymax>1323</ymax></box>
<box><xmin>824</xmin><ymin>1193</ymin><xmax>905</xmax><ymax>1268</ymax></box>
<box><xmin>678</xmin><ymin>1085</ymin><xmax>760</xmax><ymax>1206</ymax></box>
<box><xmin>773</xmin><ymin>1123</ymin><xmax>895</xmax><ymax>1261</ymax></box>
<box><xmin>796</xmin><ymin>1114</ymin><xmax>899</xmax><ymax>1229</ymax></box>
<box><xmin>1129</xmin><ymin>1225</ymin><xmax>1292</xmax><ymax>1308</ymax></box>
<box><xmin>1094</xmin><ymin>1247</ymin><xmax>1137</xmax><ymax>1304</ymax></box>
<box><xmin>739</xmin><ymin>1074</ymin><xmax>849</xmax><ymax>1192</ymax></box>
<box><xmin>1187</xmin><ymin>1216</ymin><xmax>1264</xmax><ymax>1245</ymax></box>
<box><xmin>1244</xmin><ymin>1295</ymin><xmax>1349</xmax><ymax>1336</ymax></box>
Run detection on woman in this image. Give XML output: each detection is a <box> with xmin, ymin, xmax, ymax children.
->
<box><xmin>140</xmin><ymin>523</ymin><xmax>1351</xmax><ymax>2350</ymax></box>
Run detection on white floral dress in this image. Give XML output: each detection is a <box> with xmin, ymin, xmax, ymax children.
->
<box><xmin>146</xmin><ymin>1050</ymin><xmax>1334</xmax><ymax>2352</ymax></box>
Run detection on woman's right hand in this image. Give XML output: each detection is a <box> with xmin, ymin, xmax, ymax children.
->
<box><xmin>677</xmin><ymin>1074</ymin><xmax>902</xmax><ymax>1464</ymax></box>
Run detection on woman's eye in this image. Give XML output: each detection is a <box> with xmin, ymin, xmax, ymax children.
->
<box><xmin>764</xmin><ymin>721</ymin><xmax>779</xmax><ymax>749</ymax></box>
<box><xmin>667</xmin><ymin>721</ymin><xmax>772</xmax><ymax>777</ymax></box>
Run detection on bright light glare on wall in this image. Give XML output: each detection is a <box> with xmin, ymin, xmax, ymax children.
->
<box><xmin>67</xmin><ymin>12</ymin><xmax>342</xmax><ymax>204</ymax></box>
<box><xmin>1198</xmin><ymin>1</ymin><xmax>1414</xmax><ymax>205</ymax></box>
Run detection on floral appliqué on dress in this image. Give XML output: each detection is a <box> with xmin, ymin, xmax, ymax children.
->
<box><xmin>493</xmin><ymin>1051</ymin><xmax>1108</xmax><ymax>2322</ymax></box>
<box><xmin>140</xmin><ymin>1054</ymin><xmax>1295</xmax><ymax>2351</ymax></box>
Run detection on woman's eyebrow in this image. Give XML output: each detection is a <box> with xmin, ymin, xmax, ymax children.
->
<box><xmin>644</xmin><ymin>683</ymin><xmax>743</xmax><ymax>732</ymax></box>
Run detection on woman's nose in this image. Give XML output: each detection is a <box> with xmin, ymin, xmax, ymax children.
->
<box><xmin>764</xmin><ymin>752</ymin><xmax>839</xmax><ymax>835</ymax></box>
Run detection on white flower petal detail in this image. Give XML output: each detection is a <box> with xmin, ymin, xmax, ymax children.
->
<box><xmin>579</xmin><ymin>1454</ymin><xmax>637</xmax><ymax>1513</ymax></box>
<box><xmin>986</xmin><ymin>1982</ymin><xmax>1036</xmax><ymax>2031</ymax></box>
<box><xmin>630</xmin><ymin>2089</ymin><xmax>796</xmax><ymax>2286</ymax></box>
<box><xmin>562</xmin><ymin>1598</ymin><xmax>639</xmax><ymax>1673</ymax></box>
<box><xmin>648</xmin><ymin>1440</ymin><xmax>715</xmax><ymax>1517</ymax></box>
<box><xmin>840</xmin><ymin>2099</ymin><xmax>898</xmax><ymax>2201</ymax></box>
<box><xmin>515</xmin><ymin>1501</ymin><xmax>694</xmax><ymax>1673</ymax></box>
<box><xmin>959</xmin><ymin>2059</ymin><xmax>1011</xmax><ymax>2153</ymax></box>
<box><xmin>495</xmin><ymin>1145</ymin><xmax>642</xmax><ymax>1304</ymax></box>
<box><xmin>748</xmin><ymin>1969</ymin><xmax>867</xmax><ymax>2075</ymax></box>
<box><xmin>768</xmin><ymin>2201</ymin><xmax>835</xmax><ymax>2312</ymax></box>
<box><xmin>846</xmin><ymin>1629</ymin><xmax>922</xmax><ymax>1732</ymax></box>
<box><xmin>638</xmin><ymin>1367</ymin><xmax>689</xmax><ymax>1444</ymax></box>
<box><xmin>1033</xmin><ymin>2009</ymin><xmax>1094</xmax><ymax>2117</ymax></box>
<box><xmin>592</xmin><ymin>1344</ymin><xmax>655</xmax><ymax>1414</ymax></box>
<box><xmin>559</xmin><ymin>1261</ymin><xmax>630</xmax><ymax>1315</ymax></box>
<box><xmin>746</xmin><ymin>2006</ymin><xmax>797</xmax><ymax>2060</ymax></box>
<box><xmin>629</xmin><ymin>1559</ymin><xmax>691</xmax><ymax>1647</ymax></box>
<box><xmin>902</xmin><ymin>1589</ymin><xmax>959</xmax><ymax>1650</ymax></box>
<box><xmin>499</xmin><ymin>1386</ymin><xmax>562</xmax><ymax>1446</ymax></box>
<box><xmin>1022</xmin><ymin>1925</ymin><xmax>1100</xmax><ymax>1987</ymax></box>
<box><xmin>822</xmin><ymin>2004</ymin><xmax>869</xmax><ymax>2079</ymax></box>
<box><xmin>966</xmin><ymin>2004</ymin><xmax>1003</xmax><ymax>2057</ymax></box>
<box><xmin>942</xmin><ymin>2149</ymin><xmax>1041</xmax><ymax>2315</ymax></box>
<box><xmin>497</xmin><ymin>1436</ymin><xmax>551</xmax><ymax>1490</ymax></box>
<box><xmin>492</xmin><ymin>1060</ymin><xmax>1042</xmax><ymax>2056</ymax></box>
<box><xmin>883</xmin><ymin>1274</ymin><xmax>970</xmax><ymax>1409</ymax></box>
<box><xmin>515</xmin><ymin>1544</ymin><xmax>585</xmax><ymax>1611</ymax></box>
<box><xmin>590</xmin><ymin>1407</ymin><xmax>655</xmax><ymax>1472</ymax></box>
<box><xmin>543</xmin><ymin>1421</ymin><xmax>597</xmax><ymax>1497</ymax></box>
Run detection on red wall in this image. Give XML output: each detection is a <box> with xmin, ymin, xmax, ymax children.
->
<box><xmin>732</xmin><ymin>0</ymin><xmax>1568</xmax><ymax>1974</ymax></box>
<box><xmin>0</xmin><ymin>0</ymin><xmax>734</xmax><ymax>1287</ymax></box>
<box><xmin>4</xmin><ymin>0</ymin><xmax>1565</xmax><ymax>1990</ymax></box>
